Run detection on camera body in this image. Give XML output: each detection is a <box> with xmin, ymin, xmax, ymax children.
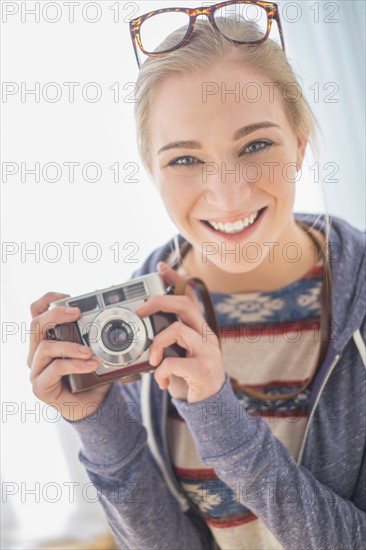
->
<box><xmin>47</xmin><ymin>273</ymin><xmax>186</xmax><ymax>393</ymax></box>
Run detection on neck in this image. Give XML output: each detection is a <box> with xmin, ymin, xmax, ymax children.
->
<box><xmin>181</xmin><ymin>220</ymin><xmax>325</xmax><ymax>293</ymax></box>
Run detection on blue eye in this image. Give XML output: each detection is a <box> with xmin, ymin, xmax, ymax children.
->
<box><xmin>244</xmin><ymin>140</ymin><xmax>273</xmax><ymax>154</ymax></box>
<box><xmin>168</xmin><ymin>156</ymin><xmax>200</xmax><ymax>167</ymax></box>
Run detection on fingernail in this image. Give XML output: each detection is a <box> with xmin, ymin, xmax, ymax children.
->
<box><xmin>78</xmin><ymin>345</ymin><xmax>91</xmax><ymax>354</ymax></box>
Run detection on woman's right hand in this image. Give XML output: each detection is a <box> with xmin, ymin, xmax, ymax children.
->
<box><xmin>27</xmin><ymin>292</ymin><xmax>113</xmax><ymax>422</ymax></box>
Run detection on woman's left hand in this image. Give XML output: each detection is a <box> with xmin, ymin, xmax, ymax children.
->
<box><xmin>135</xmin><ymin>261</ymin><xmax>226</xmax><ymax>404</ymax></box>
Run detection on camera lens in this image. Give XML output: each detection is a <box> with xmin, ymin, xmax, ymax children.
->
<box><xmin>101</xmin><ymin>320</ymin><xmax>134</xmax><ymax>352</ymax></box>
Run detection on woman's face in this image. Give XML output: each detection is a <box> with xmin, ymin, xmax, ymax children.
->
<box><xmin>148</xmin><ymin>61</ymin><xmax>306</xmax><ymax>274</ymax></box>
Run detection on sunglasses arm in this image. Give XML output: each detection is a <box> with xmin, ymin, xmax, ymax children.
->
<box><xmin>274</xmin><ymin>12</ymin><xmax>286</xmax><ymax>52</ymax></box>
<box><xmin>129</xmin><ymin>25</ymin><xmax>142</xmax><ymax>68</ymax></box>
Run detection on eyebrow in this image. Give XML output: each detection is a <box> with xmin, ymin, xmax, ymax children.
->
<box><xmin>157</xmin><ymin>122</ymin><xmax>280</xmax><ymax>155</ymax></box>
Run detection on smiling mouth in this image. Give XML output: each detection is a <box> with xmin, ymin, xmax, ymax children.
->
<box><xmin>202</xmin><ymin>207</ymin><xmax>267</xmax><ymax>235</ymax></box>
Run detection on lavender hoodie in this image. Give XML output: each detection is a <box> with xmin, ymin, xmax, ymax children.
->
<box><xmin>66</xmin><ymin>213</ymin><xmax>366</xmax><ymax>550</ymax></box>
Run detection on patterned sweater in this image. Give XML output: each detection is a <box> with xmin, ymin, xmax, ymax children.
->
<box><xmin>167</xmin><ymin>260</ymin><xmax>323</xmax><ymax>549</ymax></box>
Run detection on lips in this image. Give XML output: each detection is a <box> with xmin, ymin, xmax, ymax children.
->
<box><xmin>202</xmin><ymin>207</ymin><xmax>266</xmax><ymax>229</ymax></box>
<box><xmin>204</xmin><ymin>208</ymin><xmax>265</xmax><ymax>225</ymax></box>
<box><xmin>200</xmin><ymin>206</ymin><xmax>268</xmax><ymax>240</ymax></box>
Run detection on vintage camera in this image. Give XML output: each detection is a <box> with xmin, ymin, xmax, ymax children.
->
<box><xmin>47</xmin><ymin>273</ymin><xmax>186</xmax><ymax>393</ymax></box>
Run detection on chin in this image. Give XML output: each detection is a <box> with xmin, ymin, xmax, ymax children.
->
<box><xmin>196</xmin><ymin>230</ymin><xmax>270</xmax><ymax>273</ymax></box>
<box><xmin>206</xmin><ymin>255</ymin><xmax>266</xmax><ymax>275</ymax></box>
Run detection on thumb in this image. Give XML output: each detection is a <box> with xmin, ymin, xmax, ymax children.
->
<box><xmin>157</xmin><ymin>261</ymin><xmax>181</xmax><ymax>286</ymax></box>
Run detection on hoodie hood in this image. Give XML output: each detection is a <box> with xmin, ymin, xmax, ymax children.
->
<box><xmin>295</xmin><ymin>212</ymin><xmax>366</xmax><ymax>353</ymax></box>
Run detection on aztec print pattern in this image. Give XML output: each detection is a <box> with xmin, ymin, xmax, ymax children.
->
<box><xmin>167</xmin><ymin>262</ymin><xmax>323</xmax><ymax>549</ymax></box>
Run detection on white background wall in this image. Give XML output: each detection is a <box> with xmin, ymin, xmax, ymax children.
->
<box><xmin>1</xmin><ymin>1</ymin><xmax>365</xmax><ymax>547</ymax></box>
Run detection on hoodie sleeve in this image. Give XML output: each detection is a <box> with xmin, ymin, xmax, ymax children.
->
<box><xmin>172</xmin><ymin>375</ymin><xmax>366</xmax><ymax>550</ymax></box>
<box><xmin>63</xmin><ymin>381</ymin><xmax>214</xmax><ymax>550</ymax></box>
<box><xmin>59</xmin><ymin>240</ymin><xmax>217</xmax><ymax>550</ymax></box>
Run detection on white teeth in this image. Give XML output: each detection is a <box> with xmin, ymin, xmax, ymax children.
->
<box><xmin>207</xmin><ymin>210</ymin><xmax>261</xmax><ymax>234</ymax></box>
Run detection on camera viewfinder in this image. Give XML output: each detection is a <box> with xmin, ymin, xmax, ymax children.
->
<box><xmin>69</xmin><ymin>295</ymin><xmax>99</xmax><ymax>313</ymax></box>
<box><xmin>103</xmin><ymin>288</ymin><xmax>125</xmax><ymax>306</ymax></box>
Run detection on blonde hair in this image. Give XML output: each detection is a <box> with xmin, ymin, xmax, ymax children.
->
<box><xmin>135</xmin><ymin>18</ymin><xmax>319</xmax><ymax>169</ymax></box>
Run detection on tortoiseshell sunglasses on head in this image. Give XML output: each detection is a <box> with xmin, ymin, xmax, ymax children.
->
<box><xmin>129</xmin><ymin>0</ymin><xmax>285</xmax><ymax>68</ymax></box>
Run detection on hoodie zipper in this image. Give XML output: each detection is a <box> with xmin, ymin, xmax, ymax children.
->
<box><xmin>297</xmin><ymin>353</ymin><xmax>340</xmax><ymax>465</ymax></box>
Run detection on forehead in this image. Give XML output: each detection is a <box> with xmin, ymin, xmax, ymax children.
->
<box><xmin>149</xmin><ymin>62</ymin><xmax>289</xmax><ymax>142</ymax></box>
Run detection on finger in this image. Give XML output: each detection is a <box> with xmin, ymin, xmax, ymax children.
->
<box><xmin>30</xmin><ymin>340</ymin><xmax>94</xmax><ymax>381</ymax></box>
<box><xmin>30</xmin><ymin>292</ymin><xmax>70</xmax><ymax>318</ymax></box>
<box><xmin>149</xmin><ymin>321</ymin><xmax>207</xmax><ymax>366</ymax></box>
<box><xmin>31</xmin><ymin>305</ymin><xmax>81</xmax><ymax>340</ymax></box>
<box><xmin>155</xmin><ymin>356</ymin><xmax>226</xmax><ymax>401</ymax></box>
<box><xmin>157</xmin><ymin>261</ymin><xmax>180</xmax><ymax>284</ymax></box>
<box><xmin>157</xmin><ymin>262</ymin><xmax>202</xmax><ymax>311</ymax></box>
<box><xmin>33</xmin><ymin>358</ymin><xmax>100</xmax><ymax>399</ymax></box>
<box><xmin>136</xmin><ymin>295</ymin><xmax>205</xmax><ymax>336</ymax></box>
<box><xmin>154</xmin><ymin>357</ymin><xmax>201</xmax><ymax>390</ymax></box>
<box><xmin>27</xmin><ymin>306</ymin><xmax>81</xmax><ymax>367</ymax></box>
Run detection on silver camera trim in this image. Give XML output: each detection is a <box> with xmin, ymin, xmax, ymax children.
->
<box><xmin>87</xmin><ymin>306</ymin><xmax>151</xmax><ymax>371</ymax></box>
<box><xmin>49</xmin><ymin>272</ymin><xmax>168</xmax><ymax>376</ymax></box>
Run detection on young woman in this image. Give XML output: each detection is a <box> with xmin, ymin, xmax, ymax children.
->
<box><xmin>27</xmin><ymin>3</ymin><xmax>365</xmax><ymax>549</ymax></box>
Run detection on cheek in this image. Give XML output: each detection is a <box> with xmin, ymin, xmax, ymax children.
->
<box><xmin>258</xmin><ymin>152</ymin><xmax>299</xmax><ymax>198</ymax></box>
<box><xmin>261</xmin><ymin>179</ymin><xmax>296</xmax><ymax>201</ymax></box>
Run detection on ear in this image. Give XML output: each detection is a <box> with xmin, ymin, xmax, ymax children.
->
<box><xmin>296</xmin><ymin>134</ymin><xmax>308</xmax><ymax>170</ymax></box>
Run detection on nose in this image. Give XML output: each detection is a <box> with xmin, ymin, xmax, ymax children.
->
<box><xmin>203</xmin><ymin>161</ymin><xmax>254</xmax><ymax>210</ymax></box>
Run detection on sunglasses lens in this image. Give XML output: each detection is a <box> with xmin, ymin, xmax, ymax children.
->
<box><xmin>140</xmin><ymin>11</ymin><xmax>191</xmax><ymax>54</ymax></box>
<box><xmin>214</xmin><ymin>3</ymin><xmax>269</xmax><ymax>42</ymax></box>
